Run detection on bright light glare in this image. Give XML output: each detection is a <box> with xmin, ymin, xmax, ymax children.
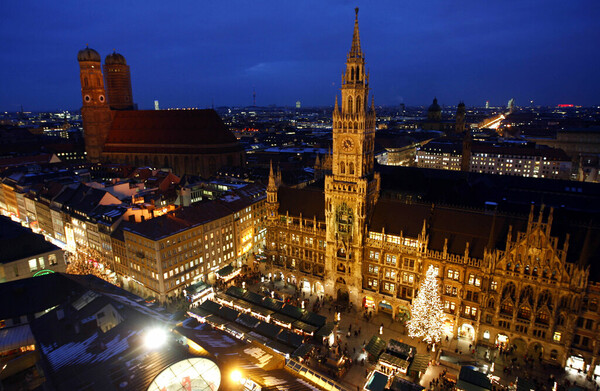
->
<box><xmin>144</xmin><ymin>328</ymin><xmax>167</xmax><ymax>349</ymax></box>
<box><xmin>230</xmin><ymin>370</ymin><xmax>242</xmax><ymax>383</ymax></box>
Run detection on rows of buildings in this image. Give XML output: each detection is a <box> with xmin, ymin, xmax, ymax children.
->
<box><xmin>416</xmin><ymin>138</ymin><xmax>573</xmax><ymax>180</ymax></box>
<box><xmin>0</xmin><ymin>165</ymin><xmax>267</xmax><ymax>301</ymax></box>
<box><xmin>263</xmin><ymin>9</ymin><xmax>600</xmax><ymax>378</ymax></box>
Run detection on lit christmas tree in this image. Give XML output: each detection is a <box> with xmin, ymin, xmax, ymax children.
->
<box><xmin>407</xmin><ymin>265</ymin><xmax>445</xmax><ymax>344</ymax></box>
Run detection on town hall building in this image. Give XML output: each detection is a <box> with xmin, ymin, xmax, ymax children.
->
<box><xmin>265</xmin><ymin>8</ymin><xmax>600</xmax><ymax>375</ymax></box>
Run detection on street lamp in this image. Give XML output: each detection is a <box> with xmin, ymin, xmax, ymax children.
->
<box><xmin>379</xmin><ymin>325</ymin><xmax>383</xmax><ymax>335</ymax></box>
<box><xmin>230</xmin><ymin>369</ymin><xmax>242</xmax><ymax>383</ymax></box>
<box><xmin>144</xmin><ymin>327</ymin><xmax>168</xmax><ymax>349</ymax></box>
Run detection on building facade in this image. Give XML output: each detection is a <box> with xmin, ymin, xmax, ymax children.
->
<box><xmin>265</xmin><ymin>10</ymin><xmax>600</xmax><ymax>375</ymax></box>
<box><xmin>416</xmin><ymin>140</ymin><xmax>573</xmax><ymax>180</ymax></box>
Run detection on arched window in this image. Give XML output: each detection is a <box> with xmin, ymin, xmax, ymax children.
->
<box><xmin>356</xmin><ymin>96</ymin><xmax>362</xmax><ymax>112</ymax></box>
<box><xmin>557</xmin><ymin>314</ymin><xmax>565</xmax><ymax>326</ymax></box>
<box><xmin>488</xmin><ymin>298</ymin><xmax>495</xmax><ymax>309</ymax></box>
<box><xmin>349</xmin><ymin>162</ymin><xmax>354</xmax><ymax>175</ymax></box>
<box><xmin>340</xmin><ymin>162</ymin><xmax>345</xmax><ymax>174</ymax></box>
<box><xmin>356</xmin><ymin>66</ymin><xmax>360</xmax><ymax>80</ymax></box>
<box><xmin>348</xmin><ymin>96</ymin><xmax>353</xmax><ymax>113</ymax></box>
<box><xmin>350</xmin><ymin>67</ymin><xmax>354</xmax><ymax>81</ymax></box>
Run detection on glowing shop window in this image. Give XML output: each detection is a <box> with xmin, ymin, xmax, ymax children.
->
<box><xmin>483</xmin><ymin>330</ymin><xmax>490</xmax><ymax>340</ymax></box>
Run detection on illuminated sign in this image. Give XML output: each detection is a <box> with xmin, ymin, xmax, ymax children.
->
<box><xmin>33</xmin><ymin>269</ymin><xmax>56</xmax><ymax>277</ymax></box>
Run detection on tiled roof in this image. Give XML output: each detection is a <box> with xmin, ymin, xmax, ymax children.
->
<box><xmin>0</xmin><ymin>216</ymin><xmax>60</xmax><ymax>264</ymax></box>
<box><xmin>103</xmin><ymin>109</ymin><xmax>243</xmax><ymax>153</ymax></box>
<box><xmin>277</xmin><ymin>186</ymin><xmax>325</xmax><ymax>221</ymax></box>
<box><xmin>122</xmin><ymin>201</ymin><xmax>232</xmax><ymax>240</ymax></box>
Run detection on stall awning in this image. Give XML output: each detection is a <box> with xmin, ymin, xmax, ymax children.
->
<box><xmin>235</xmin><ymin>313</ymin><xmax>260</xmax><ymax>329</ymax></box>
<box><xmin>387</xmin><ymin>339</ymin><xmax>416</xmax><ymax>360</ymax></box>
<box><xmin>216</xmin><ymin>265</ymin><xmax>234</xmax><ymax>277</ymax></box>
<box><xmin>261</xmin><ymin>297</ymin><xmax>283</xmax><ymax>312</ymax></box>
<box><xmin>292</xmin><ymin>343</ymin><xmax>314</xmax><ymax>359</ymax></box>
<box><xmin>204</xmin><ymin>314</ymin><xmax>229</xmax><ymax>328</ymax></box>
<box><xmin>0</xmin><ymin>325</ymin><xmax>34</xmax><ymax>353</ymax></box>
<box><xmin>271</xmin><ymin>312</ymin><xmax>296</xmax><ymax>326</ymax></box>
<box><xmin>188</xmin><ymin>307</ymin><xmax>212</xmax><ymax>320</ymax></box>
<box><xmin>292</xmin><ymin>319</ymin><xmax>318</xmax><ymax>334</ymax></box>
<box><xmin>218</xmin><ymin>306</ymin><xmax>240</xmax><ymax>322</ymax></box>
<box><xmin>315</xmin><ymin>322</ymin><xmax>335</xmax><ymax>339</ymax></box>
<box><xmin>226</xmin><ymin>285</ymin><xmax>245</xmax><ymax>299</ymax></box>
<box><xmin>199</xmin><ymin>299</ymin><xmax>221</xmax><ymax>314</ymax></box>
<box><xmin>255</xmin><ymin>321</ymin><xmax>282</xmax><ymax>338</ymax></box>
<box><xmin>244</xmin><ymin>291</ymin><xmax>266</xmax><ymax>305</ymax></box>
<box><xmin>277</xmin><ymin>329</ymin><xmax>304</xmax><ymax>349</ymax></box>
<box><xmin>279</xmin><ymin>303</ymin><xmax>304</xmax><ymax>320</ymax></box>
<box><xmin>183</xmin><ymin>280</ymin><xmax>211</xmax><ymax>297</ymax></box>
<box><xmin>457</xmin><ymin>366</ymin><xmax>491</xmax><ymax>391</ymax></box>
<box><xmin>379</xmin><ymin>353</ymin><xmax>409</xmax><ymax>370</ymax></box>
<box><xmin>300</xmin><ymin>311</ymin><xmax>327</xmax><ymax>328</ymax></box>
<box><xmin>365</xmin><ymin>336</ymin><xmax>387</xmax><ymax>360</ymax></box>
<box><xmin>407</xmin><ymin>354</ymin><xmax>430</xmax><ymax>374</ymax></box>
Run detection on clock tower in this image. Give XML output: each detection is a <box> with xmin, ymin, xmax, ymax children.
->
<box><xmin>324</xmin><ymin>8</ymin><xmax>380</xmax><ymax>305</ymax></box>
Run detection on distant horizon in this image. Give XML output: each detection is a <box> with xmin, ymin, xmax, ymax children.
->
<box><xmin>3</xmin><ymin>102</ymin><xmax>598</xmax><ymax>115</ymax></box>
<box><xmin>6</xmin><ymin>103</ymin><xmax>599</xmax><ymax>115</ymax></box>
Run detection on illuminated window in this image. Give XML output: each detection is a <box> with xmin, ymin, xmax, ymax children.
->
<box><xmin>553</xmin><ymin>332</ymin><xmax>561</xmax><ymax>342</ymax></box>
<box><xmin>29</xmin><ymin>259</ymin><xmax>38</xmax><ymax>272</ymax></box>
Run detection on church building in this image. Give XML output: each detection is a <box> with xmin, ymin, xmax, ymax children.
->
<box><xmin>77</xmin><ymin>48</ymin><xmax>244</xmax><ymax>177</ymax></box>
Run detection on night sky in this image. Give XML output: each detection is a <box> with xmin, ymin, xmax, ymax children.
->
<box><xmin>1</xmin><ymin>0</ymin><xmax>598</xmax><ymax>111</ymax></box>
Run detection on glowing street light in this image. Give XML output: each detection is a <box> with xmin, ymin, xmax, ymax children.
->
<box><xmin>144</xmin><ymin>327</ymin><xmax>168</xmax><ymax>349</ymax></box>
<box><xmin>230</xmin><ymin>369</ymin><xmax>243</xmax><ymax>383</ymax></box>
<box><xmin>379</xmin><ymin>325</ymin><xmax>383</xmax><ymax>335</ymax></box>
<box><xmin>242</xmin><ymin>281</ymin><xmax>246</xmax><ymax>289</ymax></box>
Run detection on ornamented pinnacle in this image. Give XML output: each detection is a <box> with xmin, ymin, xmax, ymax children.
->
<box><xmin>268</xmin><ymin>160</ymin><xmax>277</xmax><ymax>191</ymax></box>
<box><xmin>349</xmin><ymin>7</ymin><xmax>362</xmax><ymax>58</ymax></box>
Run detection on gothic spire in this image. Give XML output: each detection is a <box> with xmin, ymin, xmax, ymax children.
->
<box><xmin>349</xmin><ymin>7</ymin><xmax>362</xmax><ymax>59</ymax></box>
<box><xmin>268</xmin><ymin>160</ymin><xmax>277</xmax><ymax>191</ymax></box>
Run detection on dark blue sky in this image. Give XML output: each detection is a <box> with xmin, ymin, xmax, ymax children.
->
<box><xmin>1</xmin><ymin>0</ymin><xmax>598</xmax><ymax>111</ymax></box>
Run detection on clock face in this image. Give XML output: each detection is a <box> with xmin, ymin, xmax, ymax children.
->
<box><xmin>342</xmin><ymin>138</ymin><xmax>354</xmax><ymax>152</ymax></box>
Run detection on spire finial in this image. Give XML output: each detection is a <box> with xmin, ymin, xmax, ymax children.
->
<box><xmin>349</xmin><ymin>7</ymin><xmax>362</xmax><ymax>58</ymax></box>
<box><xmin>268</xmin><ymin>160</ymin><xmax>277</xmax><ymax>190</ymax></box>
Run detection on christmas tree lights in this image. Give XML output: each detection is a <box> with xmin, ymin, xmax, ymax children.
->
<box><xmin>407</xmin><ymin>265</ymin><xmax>445</xmax><ymax>343</ymax></box>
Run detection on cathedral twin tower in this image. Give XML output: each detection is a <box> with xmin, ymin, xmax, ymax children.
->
<box><xmin>77</xmin><ymin>47</ymin><xmax>134</xmax><ymax>162</ymax></box>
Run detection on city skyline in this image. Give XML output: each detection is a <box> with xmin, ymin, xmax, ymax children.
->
<box><xmin>1</xmin><ymin>0</ymin><xmax>599</xmax><ymax>111</ymax></box>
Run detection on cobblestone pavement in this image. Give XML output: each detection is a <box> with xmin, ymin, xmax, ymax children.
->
<box><xmin>246</xmin><ymin>278</ymin><xmax>600</xmax><ymax>391</ymax></box>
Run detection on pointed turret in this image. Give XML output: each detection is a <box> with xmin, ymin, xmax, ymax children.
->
<box><xmin>267</xmin><ymin>160</ymin><xmax>277</xmax><ymax>192</ymax></box>
<box><xmin>349</xmin><ymin>8</ymin><xmax>362</xmax><ymax>59</ymax></box>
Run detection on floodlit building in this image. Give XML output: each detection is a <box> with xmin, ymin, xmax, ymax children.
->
<box><xmin>265</xmin><ymin>9</ymin><xmax>600</xmax><ymax>375</ymax></box>
<box><xmin>77</xmin><ymin>48</ymin><xmax>245</xmax><ymax>177</ymax></box>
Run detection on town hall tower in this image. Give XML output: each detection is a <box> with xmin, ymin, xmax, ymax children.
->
<box><xmin>324</xmin><ymin>8</ymin><xmax>380</xmax><ymax>304</ymax></box>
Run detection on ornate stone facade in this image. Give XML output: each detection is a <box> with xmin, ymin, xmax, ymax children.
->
<box><xmin>265</xmin><ymin>9</ymin><xmax>600</xmax><ymax>374</ymax></box>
